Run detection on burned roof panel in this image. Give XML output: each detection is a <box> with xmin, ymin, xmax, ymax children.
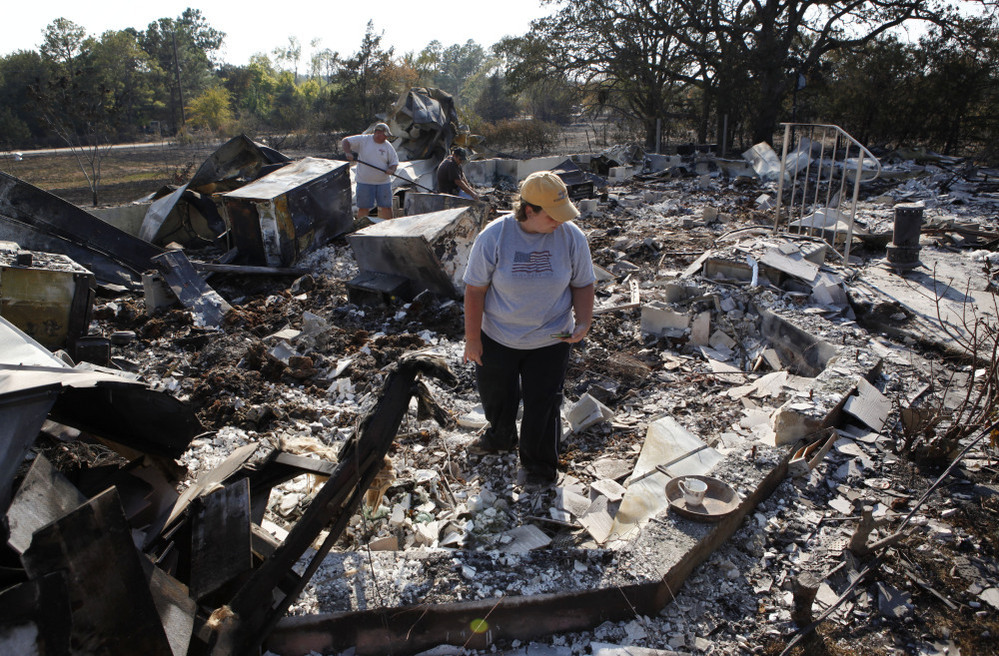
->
<box><xmin>0</xmin><ymin>172</ymin><xmax>162</xmax><ymax>287</ymax></box>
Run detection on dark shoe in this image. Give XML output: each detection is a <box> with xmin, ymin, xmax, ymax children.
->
<box><xmin>466</xmin><ymin>437</ymin><xmax>514</xmax><ymax>455</ymax></box>
<box><xmin>524</xmin><ymin>471</ymin><xmax>557</xmax><ymax>489</ymax></box>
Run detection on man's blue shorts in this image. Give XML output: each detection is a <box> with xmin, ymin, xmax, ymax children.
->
<box><xmin>356</xmin><ymin>182</ymin><xmax>393</xmax><ymax>209</ymax></box>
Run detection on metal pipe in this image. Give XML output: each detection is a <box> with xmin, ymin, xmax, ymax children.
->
<box><xmin>355</xmin><ymin>158</ymin><xmax>436</xmax><ymax>194</ymax></box>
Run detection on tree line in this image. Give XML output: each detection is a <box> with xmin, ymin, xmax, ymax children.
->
<box><xmin>1</xmin><ymin>3</ymin><xmax>997</xmax><ymax>162</ymax></box>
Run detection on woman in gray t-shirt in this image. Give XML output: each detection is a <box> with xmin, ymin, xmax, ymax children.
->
<box><xmin>462</xmin><ymin>171</ymin><xmax>595</xmax><ymax>487</ymax></box>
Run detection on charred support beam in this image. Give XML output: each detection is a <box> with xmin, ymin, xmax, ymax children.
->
<box><xmin>201</xmin><ymin>352</ymin><xmax>456</xmax><ymax>656</ymax></box>
<box><xmin>263</xmin><ymin>451</ymin><xmax>789</xmax><ymax>656</ymax></box>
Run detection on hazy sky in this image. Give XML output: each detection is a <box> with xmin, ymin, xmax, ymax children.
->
<box><xmin>2</xmin><ymin>0</ymin><xmax>554</xmax><ymax>65</ymax></box>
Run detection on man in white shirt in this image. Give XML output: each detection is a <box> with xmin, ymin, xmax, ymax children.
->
<box><xmin>341</xmin><ymin>122</ymin><xmax>400</xmax><ymax>220</ymax></box>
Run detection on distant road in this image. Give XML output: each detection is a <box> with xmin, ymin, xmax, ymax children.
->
<box><xmin>1</xmin><ymin>141</ymin><xmax>175</xmax><ymax>158</ymax></box>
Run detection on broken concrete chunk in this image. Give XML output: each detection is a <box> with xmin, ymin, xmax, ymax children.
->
<box><xmin>567</xmin><ymin>393</ymin><xmax>614</xmax><ymax>433</ymax></box>
<box><xmin>641</xmin><ymin>302</ymin><xmax>689</xmax><ymax>336</ymax></box>
<box><xmin>368</xmin><ymin>535</ymin><xmax>399</xmax><ymax>551</ymax></box>
<box><xmin>591</xmin><ymin>478</ymin><xmax>627</xmax><ymax>503</ymax></box>
<box><xmin>756</xmin><ymin>194</ymin><xmax>774</xmax><ymax>210</ymax></box>
<box><xmin>589</xmin><ymin>458</ymin><xmax>634</xmax><ymax>482</ymax></box>
<box><xmin>709</xmin><ymin>329</ymin><xmax>736</xmax><ymax>351</ymax></box>
<box><xmin>557</xmin><ymin>488</ymin><xmax>592</xmax><ymax>518</ymax></box>
<box><xmin>843</xmin><ymin>378</ymin><xmax>892</xmax><ymax>432</ymax></box>
<box><xmin>876</xmin><ymin>582</ymin><xmax>913</xmax><ymax>619</ymax></box>
<box><xmin>759</xmin><ymin>247</ymin><xmax>819</xmax><ymax>283</ymax></box>
<box><xmin>578</xmin><ymin>495</ymin><xmax>614</xmax><ymax>545</ymax></box>
<box><xmin>498</xmin><ymin>524</ymin><xmax>551</xmax><ymax>553</ymax></box>
<box><xmin>691</xmin><ymin>311</ymin><xmax>711</xmax><ymax>346</ymax></box>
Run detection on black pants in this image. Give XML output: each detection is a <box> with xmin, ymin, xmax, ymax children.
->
<box><xmin>475</xmin><ymin>332</ymin><xmax>571</xmax><ymax>479</ymax></box>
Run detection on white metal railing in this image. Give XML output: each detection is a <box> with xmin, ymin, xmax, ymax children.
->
<box><xmin>773</xmin><ymin>123</ymin><xmax>881</xmax><ymax>262</ymax></box>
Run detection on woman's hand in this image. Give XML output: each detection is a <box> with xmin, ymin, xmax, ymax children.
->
<box><xmin>563</xmin><ymin>322</ymin><xmax>590</xmax><ymax>344</ymax></box>
<box><xmin>464</xmin><ymin>339</ymin><xmax>483</xmax><ymax>365</ymax></box>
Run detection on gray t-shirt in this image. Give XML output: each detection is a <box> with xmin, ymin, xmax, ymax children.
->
<box><xmin>344</xmin><ymin>134</ymin><xmax>399</xmax><ymax>185</ymax></box>
<box><xmin>463</xmin><ymin>214</ymin><xmax>596</xmax><ymax>349</ymax></box>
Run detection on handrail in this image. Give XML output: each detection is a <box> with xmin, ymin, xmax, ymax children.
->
<box><xmin>773</xmin><ymin>123</ymin><xmax>881</xmax><ymax>262</ymax></box>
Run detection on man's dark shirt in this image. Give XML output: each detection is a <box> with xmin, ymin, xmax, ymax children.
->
<box><xmin>437</xmin><ymin>158</ymin><xmax>464</xmax><ymax>195</ymax></box>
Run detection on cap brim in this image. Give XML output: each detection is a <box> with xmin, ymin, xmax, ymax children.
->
<box><xmin>546</xmin><ymin>199</ymin><xmax>580</xmax><ymax>223</ymax></box>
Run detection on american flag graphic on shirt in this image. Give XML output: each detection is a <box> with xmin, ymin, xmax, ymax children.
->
<box><xmin>512</xmin><ymin>250</ymin><xmax>553</xmax><ymax>275</ymax></box>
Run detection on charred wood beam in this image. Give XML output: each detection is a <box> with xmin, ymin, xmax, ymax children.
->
<box><xmin>268</xmin><ymin>584</ymin><xmax>664</xmax><ymax>656</ymax></box>
<box><xmin>193</xmin><ymin>262</ymin><xmax>310</xmax><ymax>276</ymax></box>
<box><xmin>201</xmin><ymin>352</ymin><xmax>455</xmax><ymax>656</ymax></box>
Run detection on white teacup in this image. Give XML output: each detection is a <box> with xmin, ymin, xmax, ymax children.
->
<box><xmin>679</xmin><ymin>477</ymin><xmax>708</xmax><ymax>506</ymax></box>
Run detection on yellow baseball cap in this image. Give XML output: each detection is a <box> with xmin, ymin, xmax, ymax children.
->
<box><xmin>520</xmin><ymin>171</ymin><xmax>579</xmax><ymax>223</ymax></box>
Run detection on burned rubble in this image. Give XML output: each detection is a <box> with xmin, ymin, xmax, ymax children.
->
<box><xmin>1</xmin><ymin>117</ymin><xmax>999</xmax><ymax>656</ymax></box>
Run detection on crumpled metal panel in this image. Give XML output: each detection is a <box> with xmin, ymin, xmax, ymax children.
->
<box><xmin>222</xmin><ymin>157</ymin><xmax>352</xmax><ymax>267</ymax></box>
<box><xmin>0</xmin><ymin>315</ymin><xmax>203</xmax><ymax>458</ymax></box>
<box><xmin>139</xmin><ymin>135</ymin><xmax>290</xmax><ymax>246</ymax></box>
<box><xmin>0</xmin><ymin>172</ymin><xmax>162</xmax><ymax>287</ymax></box>
<box><xmin>387</xmin><ymin>87</ymin><xmax>459</xmax><ymax>161</ymax></box>
<box><xmin>0</xmin><ymin>384</ymin><xmax>59</xmax><ymax>516</ymax></box>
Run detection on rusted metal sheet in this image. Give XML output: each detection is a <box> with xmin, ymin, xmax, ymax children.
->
<box><xmin>0</xmin><ymin>171</ymin><xmax>162</xmax><ymax>286</ymax></box>
<box><xmin>0</xmin><ymin>242</ymin><xmax>95</xmax><ymax>350</ymax></box>
<box><xmin>151</xmin><ymin>250</ymin><xmax>231</xmax><ymax>328</ymax></box>
<box><xmin>0</xmin><ymin>383</ymin><xmax>60</xmax><ymax>526</ymax></box>
<box><xmin>21</xmin><ymin>487</ymin><xmax>174</xmax><ymax>656</ymax></box>
<box><xmin>140</xmin><ymin>134</ymin><xmax>290</xmax><ymax>247</ymax></box>
<box><xmin>0</xmin><ymin>572</ymin><xmax>72</xmax><ymax>656</ymax></box>
<box><xmin>347</xmin><ymin>205</ymin><xmax>488</xmax><ymax>299</ymax></box>
<box><xmin>222</xmin><ymin>157</ymin><xmax>353</xmax><ymax>267</ymax></box>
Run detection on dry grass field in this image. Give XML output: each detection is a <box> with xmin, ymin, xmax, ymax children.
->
<box><xmin>1</xmin><ymin>141</ymin><xmax>233</xmax><ymax>207</ymax></box>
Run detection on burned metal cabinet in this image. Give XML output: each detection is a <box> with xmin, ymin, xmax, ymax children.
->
<box><xmin>222</xmin><ymin>158</ymin><xmax>352</xmax><ymax>267</ymax></box>
<box><xmin>347</xmin><ymin>205</ymin><xmax>488</xmax><ymax>300</ymax></box>
<box><xmin>551</xmin><ymin>158</ymin><xmax>602</xmax><ymax>201</ymax></box>
<box><xmin>139</xmin><ymin>134</ymin><xmax>291</xmax><ymax>248</ymax></box>
<box><xmin>0</xmin><ymin>242</ymin><xmax>94</xmax><ymax>351</ymax></box>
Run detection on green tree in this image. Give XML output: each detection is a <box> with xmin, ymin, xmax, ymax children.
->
<box><xmin>497</xmin><ymin>1</ymin><xmax>694</xmax><ymax>148</ymax></box>
<box><xmin>187</xmin><ymin>86</ymin><xmax>234</xmax><ymax>134</ymax></box>
<box><xmin>31</xmin><ymin>19</ymin><xmax>125</xmax><ymax>205</ymax></box>
<box><xmin>39</xmin><ymin>17</ymin><xmax>88</xmax><ymax>67</ymax></box>
<box><xmin>90</xmin><ymin>30</ymin><xmax>161</xmax><ymax>137</ymax></box>
<box><xmin>0</xmin><ymin>50</ymin><xmax>52</xmax><ymax>145</ymax></box>
<box><xmin>139</xmin><ymin>8</ymin><xmax>225</xmax><ymax>132</ymax></box>
<box><xmin>324</xmin><ymin>21</ymin><xmax>396</xmax><ymax>131</ymax></box>
<box><xmin>474</xmin><ymin>74</ymin><xmax>518</xmax><ymax>122</ymax></box>
<box><xmin>413</xmin><ymin>39</ymin><xmax>486</xmax><ymax>105</ymax></box>
<box><xmin>509</xmin><ymin>0</ymin><xmax>987</xmax><ymax>149</ymax></box>
<box><xmin>270</xmin><ymin>70</ymin><xmax>308</xmax><ymax>130</ymax></box>
<box><xmin>272</xmin><ymin>36</ymin><xmax>302</xmax><ymax>80</ymax></box>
